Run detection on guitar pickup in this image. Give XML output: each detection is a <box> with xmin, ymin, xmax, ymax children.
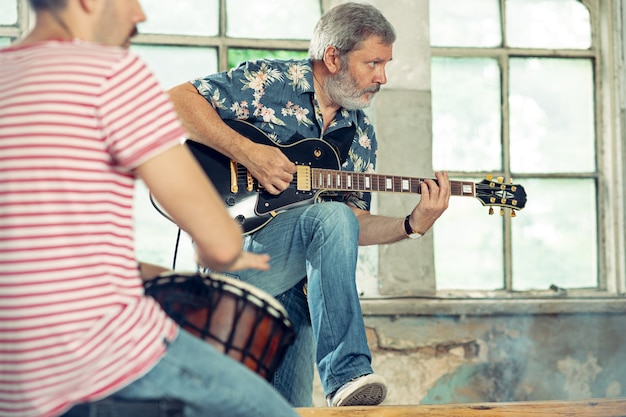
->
<box><xmin>296</xmin><ymin>165</ymin><xmax>312</xmax><ymax>191</ymax></box>
<box><xmin>247</xmin><ymin>170</ymin><xmax>254</xmax><ymax>192</ymax></box>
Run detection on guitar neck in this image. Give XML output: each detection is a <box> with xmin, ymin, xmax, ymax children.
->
<box><xmin>309</xmin><ymin>168</ymin><xmax>476</xmax><ymax>197</ymax></box>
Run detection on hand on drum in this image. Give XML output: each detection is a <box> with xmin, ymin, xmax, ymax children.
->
<box><xmin>194</xmin><ymin>249</ymin><xmax>270</xmax><ymax>272</ymax></box>
<box><xmin>228</xmin><ymin>251</ymin><xmax>270</xmax><ymax>272</ymax></box>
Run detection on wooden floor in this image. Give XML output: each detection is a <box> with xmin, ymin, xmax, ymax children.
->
<box><xmin>296</xmin><ymin>398</ymin><xmax>626</xmax><ymax>417</ymax></box>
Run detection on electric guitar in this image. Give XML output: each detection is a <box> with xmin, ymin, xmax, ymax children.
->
<box><xmin>182</xmin><ymin>119</ymin><xmax>527</xmax><ymax>235</ymax></box>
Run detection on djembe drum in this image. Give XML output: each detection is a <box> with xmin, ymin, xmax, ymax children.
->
<box><xmin>144</xmin><ymin>272</ymin><xmax>295</xmax><ymax>381</ymax></box>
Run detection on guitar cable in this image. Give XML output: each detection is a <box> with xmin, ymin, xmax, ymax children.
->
<box><xmin>171</xmin><ymin>227</ymin><xmax>181</xmax><ymax>270</ymax></box>
<box><xmin>148</xmin><ymin>191</ymin><xmax>181</xmax><ymax>270</ymax></box>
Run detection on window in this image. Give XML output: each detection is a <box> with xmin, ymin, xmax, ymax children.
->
<box><xmin>430</xmin><ymin>0</ymin><xmax>609</xmax><ymax>294</ymax></box>
<box><xmin>0</xmin><ymin>0</ymin><xmax>22</xmax><ymax>42</ymax></box>
<box><xmin>0</xmin><ymin>0</ymin><xmax>17</xmax><ymax>25</ymax></box>
<box><xmin>3</xmin><ymin>0</ymin><xmax>623</xmax><ymax>304</ymax></box>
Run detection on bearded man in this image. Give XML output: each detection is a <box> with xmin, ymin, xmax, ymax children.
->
<box><xmin>168</xmin><ymin>1</ymin><xmax>450</xmax><ymax>408</ymax></box>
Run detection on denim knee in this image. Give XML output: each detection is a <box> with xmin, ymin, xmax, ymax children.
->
<box><xmin>305</xmin><ymin>202</ymin><xmax>359</xmax><ymax>238</ymax></box>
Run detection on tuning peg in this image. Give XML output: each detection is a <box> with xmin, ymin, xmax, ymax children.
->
<box><xmin>486</xmin><ymin>174</ymin><xmax>493</xmax><ymax>181</ymax></box>
<box><xmin>511</xmin><ymin>210</ymin><xmax>517</xmax><ymax>218</ymax></box>
<box><xmin>509</xmin><ymin>178</ymin><xmax>514</xmax><ymax>184</ymax></box>
<box><xmin>500</xmin><ymin>207</ymin><xmax>505</xmax><ymax>216</ymax></box>
<box><xmin>497</xmin><ymin>176</ymin><xmax>504</xmax><ymax>183</ymax></box>
<box><xmin>489</xmin><ymin>207</ymin><xmax>494</xmax><ymax>215</ymax></box>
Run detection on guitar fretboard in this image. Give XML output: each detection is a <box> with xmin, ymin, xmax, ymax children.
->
<box><xmin>309</xmin><ymin>168</ymin><xmax>476</xmax><ymax>197</ymax></box>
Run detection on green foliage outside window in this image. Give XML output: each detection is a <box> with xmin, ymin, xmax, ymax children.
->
<box><xmin>228</xmin><ymin>49</ymin><xmax>308</xmax><ymax>69</ymax></box>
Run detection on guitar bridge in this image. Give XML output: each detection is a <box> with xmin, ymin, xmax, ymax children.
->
<box><xmin>229</xmin><ymin>160</ymin><xmax>238</xmax><ymax>193</ymax></box>
<box><xmin>296</xmin><ymin>165</ymin><xmax>311</xmax><ymax>191</ymax></box>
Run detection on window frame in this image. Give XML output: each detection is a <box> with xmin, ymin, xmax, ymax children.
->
<box><xmin>132</xmin><ymin>0</ymin><xmax>312</xmax><ymax>73</ymax></box>
<box><xmin>0</xmin><ymin>0</ymin><xmax>28</xmax><ymax>40</ymax></box>
<box><xmin>426</xmin><ymin>0</ymin><xmax>624</xmax><ymax>296</ymax></box>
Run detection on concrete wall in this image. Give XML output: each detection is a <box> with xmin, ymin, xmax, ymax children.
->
<box><xmin>364</xmin><ymin>313</ymin><xmax>626</xmax><ymax>405</ymax></box>
<box><xmin>312</xmin><ymin>313</ymin><xmax>626</xmax><ymax>406</ymax></box>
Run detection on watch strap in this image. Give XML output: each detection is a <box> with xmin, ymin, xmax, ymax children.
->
<box><xmin>404</xmin><ymin>215</ymin><xmax>423</xmax><ymax>239</ymax></box>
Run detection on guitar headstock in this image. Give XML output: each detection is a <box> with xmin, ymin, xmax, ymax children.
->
<box><xmin>474</xmin><ymin>175</ymin><xmax>527</xmax><ymax>217</ymax></box>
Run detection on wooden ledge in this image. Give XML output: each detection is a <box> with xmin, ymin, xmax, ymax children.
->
<box><xmin>296</xmin><ymin>398</ymin><xmax>626</xmax><ymax>417</ymax></box>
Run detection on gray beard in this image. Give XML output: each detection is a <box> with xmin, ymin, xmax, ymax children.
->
<box><xmin>324</xmin><ymin>70</ymin><xmax>380</xmax><ymax>111</ymax></box>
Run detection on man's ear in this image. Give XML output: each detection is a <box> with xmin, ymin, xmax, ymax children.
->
<box><xmin>77</xmin><ymin>0</ymin><xmax>97</xmax><ymax>13</ymax></box>
<box><xmin>322</xmin><ymin>46</ymin><xmax>342</xmax><ymax>74</ymax></box>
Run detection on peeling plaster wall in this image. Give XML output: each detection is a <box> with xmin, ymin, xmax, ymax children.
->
<box><xmin>312</xmin><ymin>314</ymin><xmax>626</xmax><ymax>406</ymax></box>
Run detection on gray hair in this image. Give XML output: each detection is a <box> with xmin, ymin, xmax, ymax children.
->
<box><xmin>308</xmin><ymin>2</ymin><xmax>396</xmax><ymax>61</ymax></box>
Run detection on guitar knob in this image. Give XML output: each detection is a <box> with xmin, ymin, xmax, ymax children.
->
<box><xmin>235</xmin><ymin>215</ymin><xmax>245</xmax><ymax>225</ymax></box>
<box><xmin>226</xmin><ymin>197</ymin><xmax>236</xmax><ymax>207</ymax></box>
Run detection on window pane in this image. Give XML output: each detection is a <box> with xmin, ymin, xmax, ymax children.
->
<box><xmin>134</xmin><ymin>181</ymin><xmax>198</xmax><ymax>272</ymax></box>
<box><xmin>509</xmin><ymin>58</ymin><xmax>595</xmax><ymax>173</ymax></box>
<box><xmin>432</xmin><ymin>57</ymin><xmax>502</xmax><ymax>172</ymax></box>
<box><xmin>430</xmin><ymin>0</ymin><xmax>501</xmax><ymax>47</ymax></box>
<box><xmin>130</xmin><ymin>45</ymin><xmax>217</xmax><ymax>271</ymax></box>
<box><xmin>131</xmin><ymin>44</ymin><xmax>217</xmax><ymax>90</ymax></box>
<box><xmin>0</xmin><ymin>37</ymin><xmax>12</xmax><ymax>47</ymax></box>
<box><xmin>512</xmin><ymin>178</ymin><xmax>598</xmax><ymax>290</ymax></box>
<box><xmin>226</xmin><ymin>0</ymin><xmax>321</xmax><ymax>39</ymax></box>
<box><xmin>138</xmin><ymin>0</ymin><xmax>219</xmax><ymax>36</ymax></box>
<box><xmin>435</xmin><ymin>179</ymin><xmax>505</xmax><ymax>290</ymax></box>
<box><xmin>228</xmin><ymin>48</ymin><xmax>308</xmax><ymax>69</ymax></box>
<box><xmin>506</xmin><ymin>0</ymin><xmax>591</xmax><ymax>49</ymax></box>
<box><xmin>0</xmin><ymin>0</ymin><xmax>17</xmax><ymax>25</ymax></box>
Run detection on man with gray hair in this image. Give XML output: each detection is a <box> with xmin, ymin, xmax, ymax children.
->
<box><xmin>169</xmin><ymin>1</ymin><xmax>451</xmax><ymax>408</ymax></box>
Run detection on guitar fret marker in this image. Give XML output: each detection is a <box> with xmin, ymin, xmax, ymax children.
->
<box><xmin>347</xmin><ymin>175</ymin><xmax>352</xmax><ymax>188</ymax></box>
<box><xmin>402</xmin><ymin>179</ymin><xmax>409</xmax><ymax>191</ymax></box>
<box><xmin>386</xmin><ymin>178</ymin><xmax>392</xmax><ymax>190</ymax></box>
<box><xmin>365</xmin><ymin>176</ymin><xmax>371</xmax><ymax>189</ymax></box>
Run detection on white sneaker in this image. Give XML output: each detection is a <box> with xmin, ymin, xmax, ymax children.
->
<box><xmin>326</xmin><ymin>373</ymin><xmax>387</xmax><ymax>407</ymax></box>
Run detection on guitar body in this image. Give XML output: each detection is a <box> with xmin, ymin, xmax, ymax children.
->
<box><xmin>186</xmin><ymin>119</ymin><xmax>342</xmax><ymax>234</ymax></box>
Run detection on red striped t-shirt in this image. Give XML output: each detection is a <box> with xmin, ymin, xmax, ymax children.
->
<box><xmin>0</xmin><ymin>40</ymin><xmax>182</xmax><ymax>417</ymax></box>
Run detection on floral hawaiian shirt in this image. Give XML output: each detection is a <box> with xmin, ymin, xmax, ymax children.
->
<box><xmin>190</xmin><ymin>58</ymin><xmax>378</xmax><ymax>210</ymax></box>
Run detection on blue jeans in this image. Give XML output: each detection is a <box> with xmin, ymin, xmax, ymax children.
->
<box><xmin>271</xmin><ymin>279</ymin><xmax>315</xmax><ymax>406</ymax></box>
<box><xmin>111</xmin><ymin>329</ymin><xmax>299</xmax><ymax>417</ymax></box>
<box><xmin>237</xmin><ymin>202</ymin><xmax>374</xmax><ymax>405</ymax></box>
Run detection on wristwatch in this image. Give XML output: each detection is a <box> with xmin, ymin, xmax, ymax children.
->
<box><xmin>404</xmin><ymin>215</ymin><xmax>423</xmax><ymax>239</ymax></box>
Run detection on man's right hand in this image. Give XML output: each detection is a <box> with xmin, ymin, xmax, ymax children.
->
<box><xmin>240</xmin><ymin>142</ymin><xmax>297</xmax><ymax>195</ymax></box>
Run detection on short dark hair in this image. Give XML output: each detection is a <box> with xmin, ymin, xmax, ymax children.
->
<box><xmin>28</xmin><ymin>0</ymin><xmax>66</xmax><ymax>11</ymax></box>
<box><xmin>308</xmin><ymin>2</ymin><xmax>396</xmax><ymax>60</ymax></box>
